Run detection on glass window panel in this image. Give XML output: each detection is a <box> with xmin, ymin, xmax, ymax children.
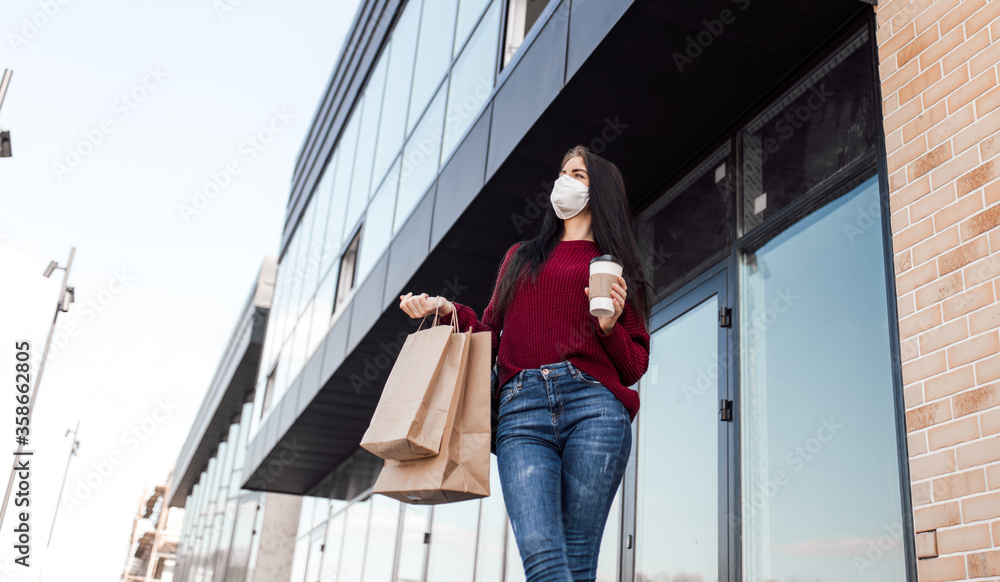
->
<box><xmin>396</xmin><ymin>504</ymin><xmax>431</xmax><ymax>582</ymax></box>
<box><xmin>294</xmin><ymin>204</ymin><xmax>318</xmax><ymax>320</ymax></box>
<box><xmin>474</xmin><ymin>455</ymin><xmax>506</xmax><ymax>582</ymax></box>
<box><xmin>272</xmin><ymin>336</ymin><xmax>294</xmax><ymax>413</ymax></box>
<box><xmin>289</xmin><ymin>302</ymin><xmax>313</xmax><ymax>387</ymax></box>
<box><xmin>741</xmin><ymin>30</ymin><xmax>876</xmax><ymax>233</ymax></box>
<box><xmin>362</xmin><ymin>496</ymin><xmax>401</xmax><ymax>582</ymax></box>
<box><xmin>739</xmin><ymin>174</ymin><xmax>905</xmax><ymax>581</ymax></box>
<box><xmin>231</xmin><ymin>400</ymin><xmax>254</xmax><ymax>484</ymax></box>
<box><xmin>505</xmin><ymin>520</ymin><xmax>525</xmax><ymax>582</ymax></box>
<box><xmin>396</xmin><ymin>82</ymin><xmax>446</xmax><ymax>233</ymax></box>
<box><xmin>305</xmin><ymin>165</ymin><xmax>335</xmax><ymax>296</ymax></box>
<box><xmin>320</xmin><ymin>149</ymin><xmax>346</xmax><ymax>278</ymax></box>
<box><xmin>305</xmin><ymin>530</ymin><xmax>324</xmax><ymax>582</ymax></box>
<box><xmin>319</xmin><ymin>511</ymin><xmax>345</xmax><ymax>582</ymax></box>
<box><xmin>372</xmin><ymin>0</ymin><xmax>422</xmax><ymax>192</ymax></box>
<box><xmin>289</xmin><ymin>536</ymin><xmax>310</xmax><ymax>582</ymax></box>
<box><xmin>308</xmin><ymin>266</ymin><xmax>337</xmax><ymax>355</ymax></box>
<box><xmin>313</xmin><ymin>496</ymin><xmax>331</xmax><ymax>530</ymax></box>
<box><xmin>224</xmin><ymin>498</ymin><xmax>258</xmax><ymax>582</ymax></box>
<box><xmin>246</xmin><ymin>495</ymin><xmax>267</xmax><ymax>582</ymax></box>
<box><xmin>272</xmin><ymin>264</ymin><xmax>293</xmax><ymax>347</ymax></box>
<box><xmin>596</xmin><ymin>487</ymin><xmax>621</xmax><ymax>582</ymax></box>
<box><xmin>501</xmin><ymin>0</ymin><xmax>554</xmax><ymax>69</ymax></box>
<box><xmin>213</xmin><ymin>498</ymin><xmax>238</xmax><ymax>577</ymax></box>
<box><xmin>298</xmin><ymin>496</ymin><xmax>317</xmax><ymax>539</ymax></box>
<box><xmin>426</xmin><ymin>500</ymin><xmax>480</xmax><ymax>582</ymax></box>
<box><xmin>408</xmin><ymin>0</ymin><xmax>458</xmax><ymax>136</ymax></box>
<box><xmin>357</xmin><ymin>156</ymin><xmax>401</xmax><ymax>285</ymax></box>
<box><xmin>453</xmin><ymin>0</ymin><xmax>491</xmax><ymax>58</ymax></box>
<box><xmin>637</xmin><ymin>144</ymin><xmax>732</xmax><ymax>301</ymax></box>
<box><xmin>283</xmin><ymin>230</ymin><xmax>305</xmax><ymax>343</ymax></box>
<box><xmin>337</xmin><ymin>497</ymin><xmax>373</xmax><ymax>582</ymax></box>
<box><xmin>351</xmin><ymin>49</ymin><xmax>390</xmax><ymax>209</ymax></box>
<box><xmin>331</xmin><ymin>101</ymin><xmax>363</xmax><ymax>250</ymax></box>
<box><xmin>442</xmin><ymin>0</ymin><xmax>499</xmax><ymax>162</ymax></box>
<box><xmin>635</xmin><ymin>296</ymin><xmax>719</xmax><ymax>582</ymax></box>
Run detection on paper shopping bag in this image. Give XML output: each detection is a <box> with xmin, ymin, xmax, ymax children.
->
<box><xmin>372</xmin><ymin>329</ymin><xmax>492</xmax><ymax>504</ymax></box>
<box><xmin>360</xmin><ymin>315</ymin><xmax>467</xmax><ymax>460</ymax></box>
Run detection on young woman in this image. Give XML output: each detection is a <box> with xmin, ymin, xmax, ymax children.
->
<box><xmin>398</xmin><ymin>144</ymin><xmax>652</xmax><ymax>582</ymax></box>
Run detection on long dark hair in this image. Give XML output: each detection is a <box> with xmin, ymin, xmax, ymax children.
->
<box><xmin>489</xmin><ymin>145</ymin><xmax>653</xmax><ymax>329</ymax></box>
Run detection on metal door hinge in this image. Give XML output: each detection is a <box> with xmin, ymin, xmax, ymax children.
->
<box><xmin>719</xmin><ymin>307</ymin><xmax>732</xmax><ymax>328</ymax></box>
<box><xmin>720</xmin><ymin>399</ymin><xmax>733</xmax><ymax>421</ymax></box>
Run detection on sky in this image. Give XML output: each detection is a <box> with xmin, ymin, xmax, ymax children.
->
<box><xmin>0</xmin><ymin>0</ymin><xmax>361</xmax><ymax>579</ymax></box>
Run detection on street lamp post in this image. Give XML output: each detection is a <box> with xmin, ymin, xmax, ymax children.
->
<box><xmin>0</xmin><ymin>247</ymin><xmax>76</xmax><ymax>533</ymax></box>
<box><xmin>36</xmin><ymin>421</ymin><xmax>79</xmax><ymax>582</ymax></box>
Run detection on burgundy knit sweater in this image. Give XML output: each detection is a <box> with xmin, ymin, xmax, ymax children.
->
<box><xmin>438</xmin><ymin>239</ymin><xmax>650</xmax><ymax>422</ymax></box>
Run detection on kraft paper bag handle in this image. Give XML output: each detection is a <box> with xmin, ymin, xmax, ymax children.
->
<box><xmin>416</xmin><ymin>298</ymin><xmax>459</xmax><ymax>334</ymax></box>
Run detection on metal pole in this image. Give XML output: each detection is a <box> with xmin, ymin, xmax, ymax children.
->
<box><xmin>0</xmin><ymin>69</ymin><xmax>12</xmax><ymax>117</ymax></box>
<box><xmin>0</xmin><ymin>246</ymin><xmax>75</xmax><ymax>533</ymax></box>
<box><xmin>36</xmin><ymin>421</ymin><xmax>79</xmax><ymax>582</ymax></box>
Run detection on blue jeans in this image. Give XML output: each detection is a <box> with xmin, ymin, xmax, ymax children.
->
<box><xmin>496</xmin><ymin>360</ymin><xmax>632</xmax><ymax>582</ymax></box>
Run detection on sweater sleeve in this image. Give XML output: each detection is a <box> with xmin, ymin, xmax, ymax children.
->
<box><xmin>438</xmin><ymin>243</ymin><xmax>521</xmax><ymax>362</ymax></box>
<box><xmin>597</xmin><ymin>297</ymin><xmax>650</xmax><ymax>387</ymax></box>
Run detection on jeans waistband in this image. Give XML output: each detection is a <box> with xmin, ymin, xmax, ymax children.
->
<box><xmin>518</xmin><ymin>360</ymin><xmax>579</xmax><ymax>382</ymax></box>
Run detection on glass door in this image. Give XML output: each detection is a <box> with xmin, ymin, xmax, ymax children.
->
<box><xmin>626</xmin><ymin>266</ymin><xmax>733</xmax><ymax>582</ymax></box>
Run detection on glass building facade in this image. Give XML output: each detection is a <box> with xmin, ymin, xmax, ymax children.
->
<box><xmin>164</xmin><ymin>0</ymin><xmax>963</xmax><ymax>579</ymax></box>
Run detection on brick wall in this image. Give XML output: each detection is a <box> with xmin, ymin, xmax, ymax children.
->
<box><xmin>876</xmin><ymin>0</ymin><xmax>1000</xmax><ymax>578</ymax></box>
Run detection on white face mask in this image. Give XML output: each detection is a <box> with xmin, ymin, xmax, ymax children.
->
<box><xmin>550</xmin><ymin>174</ymin><xmax>590</xmax><ymax>219</ymax></box>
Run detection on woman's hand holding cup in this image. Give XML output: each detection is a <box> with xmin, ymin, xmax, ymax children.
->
<box><xmin>398</xmin><ymin>292</ymin><xmax>454</xmax><ymax>320</ymax></box>
<box><xmin>585</xmin><ymin>275</ymin><xmax>626</xmax><ymax>335</ymax></box>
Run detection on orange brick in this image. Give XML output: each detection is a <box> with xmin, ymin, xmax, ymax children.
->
<box><xmin>929</xmin><ymin>415</ymin><xmax>981</xmax><ymax>451</ymax></box>
<box><xmin>920</xmin><ymin>318</ymin><xmax>970</xmax><ymax>353</ymax></box>
<box><xmin>934</xmin><ymin>467</ymin><xmax>987</xmax><ymax>500</ymax></box>
<box><xmin>931</xmin><ymin>148</ymin><xmax>983</xmax><ymax>190</ymax></box>
<box><xmin>895</xmin><ymin>247</ymin><xmax>913</xmax><ymax>274</ymax></box>
<box><xmin>901</xmin><ymin>304</ymin><xmax>943</xmax><ymax>339</ymax></box>
<box><xmin>982</xmin><ymin>133</ymin><xmax>1000</xmax><ymax>160</ymax></box>
<box><xmin>926</xmin><ymin>366</ymin><xmax>977</xmax><ymax>401</ymax></box>
<box><xmin>967</xmin><ymin>549</ymin><xmax>1000</xmax><ymax>577</ymax></box>
<box><xmin>943</xmin><ymin>27</ymin><xmax>991</xmax><ymax>75</ymax></box>
<box><xmin>912</xmin><ymin>182</ymin><xmax>957</xmax><ymax>224</ymax></box>
<box><xmin>899</xmin><ymin>25</ymin><xmax>940</xmax><ymax>69</ymax></box>
<box><xmin>958</xmin><ymin>158</ymin><xmax>1000</xmax><ymax>197</ymax></box>
<box><xmin>987</xmin><ymin>461</ymin><xmax>1000</xmax><ymax>488</ymax></box>
<box><xmin>948</xmin><ymin>331</ymin><xmax>1000</xmax><ymax>367</ymax></box>
<box><xmin>981</xmin><ymin>407</ymin><xmax>1000</xmax><ymax>435</ymax></box>
<box><xmin>970</xmin><ymin>300</ymin><xmax>1000</xmax><ymax>335</ymax></box>
<box><xmin>890</xmin><ymin>174</ymin><xmax>932</xmax><ymax>213</ymax></box>
<box><xmin>914</xmin><ymin>499</ymin><xmax>962</xmax><ymax>532</ymax></box>
<box><xmin>942</xmin><ymin>282</ymin><xmax>994</xmax><ymax>320</ymax></box>
<box><xmin>976</xmin><ymin>84</ymin><xmax>1000</xmax><ymax>117</ymax></box>
<box><xmin>903</xmin><ymin>99</ymin><xmax>947</xmax><ymax>144</ymax></box>
<box><xmin>887</xmin><ymin>93</ymin><xmax>927</xmax><ymax>135</ymax></box>
<box><xmin>884</xmin><ymin>56</ymin><xmax>922</xmax><ymax>100</ymax></box>
<box><xmin>893</xmin><ymin>216</ymin><xmax>935</xmax><ymax>252</ymax></box>
<box><xmin>928</xmin><ymin>103</ymin><xmax>977</xmax><ymax>150</ymax></box>
<box><xmin>971</xmin><ymin>36</ymin><xmax>1000</xmax><ymax>78</ymax></box>
<box><xmin>905</xmin><ymin>381</ymin><xmax>925</xmax><ymax>408</ymax></box>
<box><xmin>960</xmin><ymin>204</ymin><xmax>1000</xmax><ymax>240</ymax></box>
<box><xmin>936</xmin><ymin>522</ymin><xmax>992</xmax><ymax>553</ymax></box>
<box><xmin>881</xmin><ymin>56</ymin><xmax>899</xmax><ymax>83</ymax></box>
<box><xmin>939</xmin><ymin>236</ymin><xmax>989</xmax><ymax>275</ymax></box>
<box><xmin>961</xmin><ymin>489</ymin><xmax>1000</xmax><ymax>521</ymax></box>
<box><xmin>902</xmin><ymin>337</ymin><xmax>921</xmax><ymax>364</ymax></box>
<box><xmin>966</xmin><ymin>0</ymin><xmax>1000</xmax><ymax>38</ymax></box>
<box><xmin>907</xmin><ymin>400</ymin><xmax>954</xmax><ymax>431</ymax></box>
<box><xmin>916</xmin><ymin>554</ymin><xmax>966</xmax><ymax>582</ymax></box>
<box><xmin>904</xmin><ymin>348</ymin><xmax>949</xmax><ymax>383</ymax></box>
<box><xmin>941</xmin><ymin>0</ymin><xmax>988</xmax><ymax>36</ymax></box>
<box><xmin>897</xmin><ymin>260</ymin><xmax>939</xmax><ymax>295</ymax></box>
<box><xmin>935</xmin><ymin>193</ymin><xmax>984</xmax><ymax>233</ymax></box>
<box><xmin>948</xmin><ymin>66</ymin><xmax>996</xmax><ymax>116</ymax></box>
<box><xmin>889</xmin><ymin>132</ymin><xmax>929</xmax><ymax>173</ymax></box>
<box><xmin>963</xmin><ymin>252</ymin><xmax>1000</xmax><ymax>286</ymax></box>
<box><xmin>957</xmin><ymin>434</ymin><xmax>1000</xmax><ymax>468</ymax></box>
<box><xmin>911</xmin><ymin>142</ymin><xmax>954</xmax><ymax>184</ymax></box>
<box><xmin>914</xmin><ymin>226</ymin><xmax>961</xmax><ymax>264</ymax></box>
<box><xmin>924</xmin><ymin>67</ymin><xmax>970</xmax><ymax>110</ymax></box>
<box><xmin>887</xmin><ymin>126</ymin><xmax>904</xmax><ymax>153</ymax></box>
<box><xmin>975</xmin><ymin>353</ymin><xmax>1000</xmax><ymax>383</ymax></box>
<box><xmin>890</xmin><ymin>167</ymin><xmax>908</xmax><ymax>193</ymax></box>
<box><xmin>955</xmin><ymin>107</ymin><xmax>1000</xmax><ymax>156</ymax></box>
<box><xmin>915</xmin><ymin>0</ymin><xmax>954</xmax><ymax>35</ymax></box>
<box><xmin>912</xmin><ymin>449</ymin><xmax>958</xmax><ymax>482</ymax></box>
<box><xmin>920</xmin><ymin>20</ymin><xmax>965</xmax><ymax>71</ymax></box>
<box><xmin>953</xmin><ymin>383</ymin><xmax>1000</xmax><ymax>417</ymax></box>
<box><xmin>916</xmin><ymin>530</ymin><xmax>939</xmax><ymax>558</ymax></box>
<box><xmin>916</xmin><ymin>271</ymin><xmax>964</xmax><ymax>308</ymax></box>
<box><xmin>880</xmin><ymin>19</ymin><xmax>917</xmax><ymax>61</ymax></box>
<box><xmin>900</xmin><ymin>291</ymin><xmax>917</xmax><ymax>318</ymax></box>
<box><xmin>901</xmin><ymin>62</ymin><xmax>943</xmax><ymax>105</ymax></box>
<box><xmin>910</xmin><ymin>429</ymin><xmax>930</xmax><ymax>457</ymax></box>
<box><xmin>987</xmin><ymin>181</ymin><xmax>1000</xmax><ymax>206</ymax></box>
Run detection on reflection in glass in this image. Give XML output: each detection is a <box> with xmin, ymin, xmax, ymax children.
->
<box><xmin>742</xmin><ymin>30</ymin><xmax>876</xmax><ymax>233</ymax></box>
<box><xmin>426</xmin><ymin>500</ymin><xmax>480</xmax><ymax>582</ymax></box>
<box><xmin>334</xmin><ymin>100</ymin><xmax>362</xmax><ymax>246</ymax></box>
<box><xmin>442</xmin><ymin>0</ymin><xmax>499</xmax><ymax>162</ymax></box>
<box><xmin>396</xmin><ymin>83</ymin><xmax>447</xmax><ymax>233</ymax></box>
<box><xmin>319</xmin><ymin>511</ymin><xmax>345</xmax><ymax>582</ymax></box>
<box><xmin>362</xmin><ymin>496</ymin><xmax>401</xmax><ymax>582</ymax></box>
<box><xmin>372</xmin><ymin>0</ymin><xmax>422</xmax><ymax>189</ymax></box>
<box><xmin>357</xmin><ymin>156</ymin><xmax>401</xmax><ymax>286</ymax></box>
<box><xmin>292</xmin><ymin>201</ymin><xmax>317</xmax><ymax>319</ymax></box>
<box><xmin>396</xmin><ymin>504</ymin><xmax>431</xmax><ymax>582</ymax></box>
<box><xmin>224</xmin><ymin>497</ymin><xmax>258</xmax><ymax>582</ymax></box>
<box><xmin>338</xmin><ymin>497</ymin><xmax>372</xmax><ymax>582</ymax></box>
<box><xmin>740</xmin><ymin>175</ymin><xmax>905</xmax><ymax>581</ymax></box>
<box><xmin>636</xmin><ymin>296</ymin><xmax>719</xmax><ymax>582</ymax></box>
<box><xmin>408</xmin><ymin>0</ymin><xmax>458</xmax><ymax>136</ymax></box>
<box><xmin>454</xmin><ymin>0</ymin><xmax>492</xmax><ymax>58</ymax></box>
<box><xmin>351</xmin><ymin>49</ymin><xmax>389</xmax><ymax>207</ymax></box>
<box><xmin>474</xmin><ymin>455</ymin><xmax>506</xmax><ymax>582</ymax></box>
<box><xmin>637</xmin><ymin>144</ymin><xmax>731</xmax><ymax>301</ymax></box>
<box><xmin>289</xmin><ymin>535</ymin><xmax>309</xmax><ymax>582</ymax></box>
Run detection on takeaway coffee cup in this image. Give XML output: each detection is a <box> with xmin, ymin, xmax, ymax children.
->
<box><xmin>589</xmin><ymin>255</ymin><xmax>624</xmax><ymax>318</ymax></box>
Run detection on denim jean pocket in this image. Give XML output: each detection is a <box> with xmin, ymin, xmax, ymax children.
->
<box><xmin>576</xmin><ymin>369</ymin><xmax>604</xmax><ymax>387</ymax></box>
<box><xmin>499</xmin><ymin>377</ymin><xmax>521</xmax><ymax>407</ymax></box>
